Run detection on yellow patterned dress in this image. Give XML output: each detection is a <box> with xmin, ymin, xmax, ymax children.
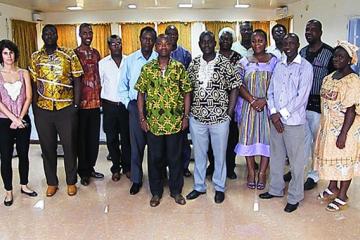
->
<box><xmin>314</xmin><ymin>73</ymin><xmax>360</xmax><ymax>181</ymax></box>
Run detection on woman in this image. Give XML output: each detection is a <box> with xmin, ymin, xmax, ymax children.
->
<box><xmin>314</xmin><ymin>41</ymin><xmax>360</xmax><ymax>212</ymax></box>
<box><xmin>235</xmin><ymin>29</ymin><xmax>277</xmax><ymax>190</ymax></box>
<box><xmin>0</xmin><ymin>40</ymin><xmax>37</xmax><ymax>207</ymax></box>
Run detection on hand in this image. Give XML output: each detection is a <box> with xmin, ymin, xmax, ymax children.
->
<box><xmin>181</xmin><ymin>118</ymin><xmax>189</xmax><ymax>130</ymax></box>
<box><xmin>270</xmin><ymin>113</ymin><xmax>281</xmax><ymax>124</ymax></box>
<box><xmin>273</xmin><ymin>120</ymin><xmax>284</xmax><ymax>133</ymax></box>
<box><xmin>336</xmin><ymin>132</ymin><xmax>347</xmax><ymax>149</ymax></box>
<box><xmin>252</xmin><ymin>98</ymin><xmax>267</xmax><ymax>112</ymax></box>
<box><xmin>11</xmin><ymin>118</ymin><xmax>25</xmax><ymax>129</ymax></box>
<box><xmin>140</xmin><ymin>119</ymin><xmax>149</xmax><ymax>132</ymax></box>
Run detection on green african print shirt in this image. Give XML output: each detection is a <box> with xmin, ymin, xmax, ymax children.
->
<box><xmin>135</xmin><ymin>58</ymin><xmax>192</xmax><ymax>136</ymax></box>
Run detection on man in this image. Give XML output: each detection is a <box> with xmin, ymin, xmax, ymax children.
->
<box><xmin>232</xmin><ymin>21</ymin><xmax>254</xmax><ymax>57</ymax></box>
<box><xmin>186</xmin><ymin>31</ymin><xmax>242</xmax><ymax>204</ymax></box>
<box><xmin>135</xmin><ymin>34</ymin><xmax>192</xmax><ymax>207</ymax></box>
<box><xmin>119</xmin><ymin>27</ymin><xmax>157</xmax><ymax>195</ymax></box>
<box><xmin>74</xmin><ymin>23</ymin><xmax>104</xmax><ymax>186</ymax></box>
<box><xmin>266</xmin><ymin>24</ymin><xmax>287</xmax><ymax>60</ymax></box>
<box><xmin>30</xmin><ymin>24</ymin><xmax>83</xmax><ymax>197</ymax></box>
<box><xmin>165</xmin><ymin>25</ymin><xmax>192</xmax><ymax>177</ymax></box>
<box><xmin>99</xmin><ymin>35</ymin><xmax>131</xmax><ymax>182</ymax></box>
<box><xmin>260</xmin><ymin>33</ymin><xmax>313</xmax><ymax>213</ymax></box>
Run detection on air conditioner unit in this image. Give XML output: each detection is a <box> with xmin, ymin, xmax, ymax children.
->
<box><xmin>32</xmin><ymin>12</ymin><xmax>44</xmax><ymax>22</ymax></box>
<box><xmin>276</xmin><ymin>6</ymin><xmax>288</xmax><ymax>18</ymax></box>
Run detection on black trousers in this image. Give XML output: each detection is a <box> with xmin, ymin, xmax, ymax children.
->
<box><xmin>0</xmin><ymin>115</ymin><xmax>31</xmax><ymax>191</ymax></box>
<box><xmin>78</xmin><ymin>108</ymin><xmax>100</xmax><ymax>178</ymax></box>
<box><xmin>102</xmin><ymin>101</ymin><xmax>131</xmax><ymax>173</ymax></box>
<box><xmin>34</xmin><ymin>105</ymin><xmax>78</xmax><ymax>186</ymax></box>
<box><xmin>208</xmin><ymin>118</ymin><xmax>238</xmax><ymax>174</ymax></box>
<box><xmin>147</xmin><ymin>131</ymin><xmax>184</xmax><ymax>197</ymax></box>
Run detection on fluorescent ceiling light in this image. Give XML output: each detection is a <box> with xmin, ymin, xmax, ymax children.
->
<box><xmin>128</xmin><ymin>4</ymin><xmax>137</xmax><ymax>9</ymax></box>
<box><xmin>67</xmin><ymin>6</ymin><xmax>83</xmax><ymax>10</ymax></box>
<box><xmin>234</xmin><ymin>4</ymin><xmax>250</xmax><ymax>8</ymax></box>
<box><xmin>178</xmin><ymin>3</ymin><xmax>193</xmax><ymax>8</ymax></box>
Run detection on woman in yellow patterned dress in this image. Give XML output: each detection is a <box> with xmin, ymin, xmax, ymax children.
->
<box><xmin>314</xmin><ymin>41</ymin><xmax>360</xmax><ymax>212</ymax></box>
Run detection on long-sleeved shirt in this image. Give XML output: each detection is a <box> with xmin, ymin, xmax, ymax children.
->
<box><xmin>118</xmin><ymin>49</ymin><xmax>158</xmax><ymax>108</ymax></box>
<box><xmin>170</xmin><ymin>45</ymin><xmax>192</xmax><ymax>69</ymax></box>
<box><xmin>267</xmin><ymin>54</ymin><xmax>313</xmax><ymax>125</ymax></box>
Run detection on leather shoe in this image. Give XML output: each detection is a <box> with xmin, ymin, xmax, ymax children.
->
<box><xmin>67</xmin><ymin>185</ymin><xmax>77</xmax><ymax>196</ymax></box>
<box><xmin>21</xmin><ymin>188</ymin><xmax>38</xmax><ymax>197</ymax></box>
<box><xmin>80</xmin><ymin>177</ymin><xmax>90</xmax><ymax>186</ymax></box>
<box><xmin>183</xmin><ymin>168</ymin><xmax>192</xmax><ymax>177</ymax></box>
<box><xmin>91</xmin><ymin>171</ymin><xmax>104</xmax><ymax>179</ymax></box>
<box><xmin>186</xmin><ymin>190</ymin><xmax>206</xmax><ymax>200</ymax></box>
<box><xmin>283</xmin><ymin>172</ymin><xmax>292</xmax><ymax>182</ymax></box>
<box><xmin>130</xmin><ymin>183</ymin><xmax>142</xmax><ymax>195</ymax></box>
<box><xmin>171</xmin><ymin>194</ymin><xmax>186</xmax><ymax>205</ymax></box>
<box><xmin>214</xmin><ymin>191</ymin><xmax>225</xmax><ymax>204</ymax></box>
<box><xmin>284</xmin><ymin>202</ymin><xmax>299</xmax><ymax>213</ymax></box>
<box><xmin>46</xmin><ymin>185</ymin><xmax>58</xmax><ymax>197</ymax></box>
<box><xmin>259</xmin><ymin>192</ymin><xmax>282</xmax><ymax>199</ymax></box>
<box><xmin>150</xmin><ymin>195</ymin><xmax>161</xmax><ymax>207</ymax></box>
<box><xmin>304</xmin><ymin>178</ymin><xmax>317</xmax><ymax>191</ymax></box>
<box><xmin>4</xmin><ymin>193</ymin><xmax>13</xmax><ymax>207</ymax></box>
<box><xmin>112</xmin><ymin>172</ymin><xmax>121</xmax><ymax>182</ymax></box>
<box><xmin>227</xmin><ymin>171</ymin><xmax>237</xmax><ymax>180</ymax></box>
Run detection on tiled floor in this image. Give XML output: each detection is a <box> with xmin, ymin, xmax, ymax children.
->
<box><xmin>0</xmin><ymin>144</ymin><xmax>359</xmax><ymax>240</ymax></box>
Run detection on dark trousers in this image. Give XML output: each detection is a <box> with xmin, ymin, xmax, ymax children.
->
<box><xmin>182</xmin><ymin>131</ymin><xmax>191</xmax><ymax>169</ymax></box>
<box><xmin>102</xmin><ymin>101</ymin><xmax>131</xmax><ymax>174</ymax></box>
<box><xmin>147</xmin><ymin>131</ymin><xmax>184</xmax><ymax>197</ymax></box>
<box><xmin>34</xmin><ymin>105</ymin><xmax>78</xmax><ymax>186</ymax></box>
<box><xmin>0</xmin><ymin>115</ymin><xmax>31</xmax><ymax>191</ymax></box>
<box><xmin>128</xmin><ymin>100</ymin><xmax>146</xmax><ymax>184</ymax></box>
<box><xmin>78</xmin><ymin>108</ymin><xmax>100</xmax><ymax>178</ymax></box>
<box><xmin>208</xmin><ymin>118</ymin><xmax>238</xmax><ymax>174</ymax></box>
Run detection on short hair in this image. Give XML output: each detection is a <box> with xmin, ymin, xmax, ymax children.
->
<box><xmin>42</xmin><ymin>24</ymin><xmax>57</xmax><ymax>34</ymax></box>
<box><xmin>199</xmin><ymin>31</ymin><xmax>215</xmax><ymax>42</ymax></box>
<box><xmin>156</xmin><ymin>34</ymin><xmax>170</xmax><ymax>44</ymax></box>
<box><xmin>139</xmin><ymin>26</ymin><xmax>157</xmax><ymax>39</ymax></box>
<box><xmin>0</xmin><ymin>39</ymin><xmax>20</xmax><ymax>64</ymax></box>
<box><xmin>219</xmin><ymin>27</ymin><xmax>236</xmax><ymax>41</ymax></box>
<box><xmin>240</xmin><ymin>21</ymin><xmax>253</xmax><ymax>30</ymax></box>
<box><xmin>165</xmin><ymin>25</ymin><xmax>178</xmax><ymax>34</ymax></box>
<box><xmin>79</xmin><ymin>23</ymin><xmax>92</xmax><ymax>33</ymax></box>
<box><xmin>307</xmin><ymin>19</ymin><xmax>322</xmax><ymax>31</ymax></box>
<box><xmin>271</xmin><ymin>24</ymin><xmax>287</xmax><ymax>34</ymax></box>
<box><xmin>252</xmin><ymin>29</ymin><xmax>268</xmax><ymax>41</ymax></box>
<box><xmin>283</xmin><ymin>33</ymin><xmax>300</xmax><ymax>43</ymax></box>
<box><xmin>107</xmin><ymin>34</ymin><xmax>121</xmax><ymax>45</ymax></box>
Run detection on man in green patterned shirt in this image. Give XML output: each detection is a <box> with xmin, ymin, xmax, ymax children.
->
<box><xmin>135</xmin><ymin>34</ymin><xmax>192</xmax><ymax>207</ymax></box>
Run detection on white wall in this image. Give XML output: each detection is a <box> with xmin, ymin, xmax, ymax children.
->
<box><xmin>288</xmin><ymin>0</ymin><xmax>360</xmax><ymax>48</ymax></box>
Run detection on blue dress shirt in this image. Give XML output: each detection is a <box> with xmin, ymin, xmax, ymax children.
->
<box><xmin>170</xmin><ymin>45</ymin><xmax>192</xmax><ymax>69</ymax></box>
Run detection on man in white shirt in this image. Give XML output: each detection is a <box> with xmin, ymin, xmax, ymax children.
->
<box><xmin>266</xmin><ymin>24</ymin><xmax>287</xmax><ymax>60</ymax></box>
<box><xmin>99</xmin><ymin>35</ymin><xmax>131</xmax><ymax>182</ymax></box>
<box><xmin>232</xmin><ymin>21</ymin><xmax>254</xmax><ymax>57</ymax></box>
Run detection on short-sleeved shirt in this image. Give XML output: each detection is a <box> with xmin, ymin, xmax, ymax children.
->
<box><xmin>135</xmin><ymin>59</ymin><xmax>192</xmax><ymax>136</ymax></box>
<box><xmin>29</xmin><ymin>47</ymin><xmax>83</xmax><ymax>111</ymax></box>
<box><xmin>188</xmin><ymin>54</ymin><xmax>242</xmax><ymax>124</ymax></box>
<box><xmin>74</xmin><ymin>47</ymin><xmax>101</xmax><ymax>109</ymax></box>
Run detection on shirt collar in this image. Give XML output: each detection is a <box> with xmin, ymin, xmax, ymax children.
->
<box><xmin>200</xmin><ymin>53</ymin><xmax>218</xmax><ymax>65</ymax></box>
<box><xmin>282</xmin><ymin>54</ymin><xmax>302</xmax><ymax>65</ymax></box>
<box><xmin>136</xmin><ymin>50</ymin><xmax>157</xmax><ymax>60</ymax></box>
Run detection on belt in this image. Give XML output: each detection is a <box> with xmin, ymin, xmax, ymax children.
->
<box><xmin>102</xmin><ymin>99</ymin><xmax>123</xmax><ymax>106</ymax></box>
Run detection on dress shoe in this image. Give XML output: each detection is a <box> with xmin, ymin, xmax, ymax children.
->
<box><xmin>21</xmin><ymin>188</ymin><xmax>38</xmax><ymax>197</ymax></box>
<box><xmin>259</xmin><ymin>192</ymin><xmax>282</xmax><ymax>199</ymax></box>
<box><xmin>67</xmin><ymin>185</ymin><xmax>77</xmax><ymax>196</ymax></box>
<box><xmin>130</xmin><ymin>183</ymin><xmax>142</xmax><ymax>195</ymax></box>
<box><xmin>150</xmin><ymin>195</ymin><xmax>161</xmax><ymax>207</ymax></box>
<box><xmin>304</xmin><ymin>178</ymin><xmax>317</xmax><ymax>191</ymax></box>
<box><xmin>186</xmin><ymin>190</ymin><xmax>206</xmax><ymax>200</ymax></box>
<box><xmin>283</xmin><ymin>172</ymin><xmax>292</xmax><ymax>182</ymax></box>
<box><xmin>80</xmin><ymin>177</ymin><xmax>90</xmax><ymax>186</ymax></box>
<box><xmin>284</xmin><ymin>202</ymin><xmax>299</xmax><ymax>213</ymax></box>
<box><xmin>112</xmin><ymin>172</ymin><xmax>121</xmax><ymax>182</ymax></box>
<box><xmin>183</xmin><ymin>168</ymin><xmax>192</xmax><ymax>177</ymax></box>
<box><xmin>46</xmin><ymin>186</ymin><xmax>58</xmax><ymax>197</ymax></box>
<box><xmin>4</xmin><ymin>193</ymin><xmax>13</xmax><ymax>207</ymax></box>
<box><xmin>91</xmin><ymin>171</ymin><xmax>104</xmax><ymax>179</ymax></box>
<box><xmin>214</xmin><ymin>191</ymin><xmax>225</xmax><ymax>204</ymax></box>
<box><xmin>227</xmin><ymin>171</ymin><xmax>237</xmax><ymax>180</ymax></box>
<box><xmin>171</xmin><ymin>194</ymin><xmax>186</xmax><ymax>205</ymax></box>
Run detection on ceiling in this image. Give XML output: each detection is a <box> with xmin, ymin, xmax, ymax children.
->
<box><xmin>0</xmin><ymin>0</ymin><xmax>300</xmax><ymax>12</ymax></box>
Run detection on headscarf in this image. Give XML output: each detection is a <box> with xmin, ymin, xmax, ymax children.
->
<box><xmin>219</xmin><ymin>27</ymin><xmax>236</xmax><ymax>42</ymax></box>
<box><xmin>337</xmin><ymin>40</ymin><xmax>359</xmax><ymax>65</ymax></box>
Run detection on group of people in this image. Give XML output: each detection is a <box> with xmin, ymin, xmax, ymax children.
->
<box><xmin>0</xmin><ymin>19</ymin><xmax>359</xmax><ymax>213</ymax></box>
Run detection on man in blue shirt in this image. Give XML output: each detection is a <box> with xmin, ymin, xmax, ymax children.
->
<box><xmin>119</xmin><ymin>26</ymin><xmax>157</xmax><ymax>195</ymax></box>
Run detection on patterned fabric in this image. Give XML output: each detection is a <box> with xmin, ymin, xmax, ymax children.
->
<box><xmin>314</xmin><ymin>73</ymin><xmax>360</xmax><ymax>180</ymax></box>
<box><xmin>135</xmin><ymin>59</ymin><xmax>192</xmax><ymax>136</ymax></box>
<box><xmin>188</xmin><ymin>54</ymin><xmax>242</xmax><ymax>125</ymax></box>
<box><xmin>235</xmin><ymin>56</ymin><xmax>277</xmax><ymax>157</ymax></box>
<box><xmin>74</xmin><ymin>47</ymin><xmax>101</xmax><ymax>109</ymax></box>
<box><xmin>170</xmin><ymin>45</ymin><xmax>192</xmax><ymax>69</ymax></box>
<box><xmin>29</xmin><ymin>47</ymin><xmax>83</xmax><ymax>111</ymax></box>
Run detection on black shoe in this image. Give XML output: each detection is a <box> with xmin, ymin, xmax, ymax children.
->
<box><xmin>283</xmin><ymin>172</ymin><xmax>292</xmax><ymax>182</ymax></box>
<box><xmin>106</xmin><ymin>154</ymin><xmax>112</xmax><ymax>161</ymax></box>
<box><xmin>183</xmin><ymin>168</ymin><xmax>192</xmax><ymax>177</ymax></box>
<box><xmin>304</xmin><ymin>178</ymin><xmax>317</xmax><ymax>191</ymax></box>
<box><xmin>80</xmin><ymin>177</ymin><xmax>90</xmax><ymax>186</ymax></box>
<box><xmin>130</xmin><ymin>183</ymin><xmax>142</xmax><ymax>195</ymax></box>
<box><xmin>227</xmin><ymin>171</ymin><xmax>237</xmax><ymax>180</ymax></box>
<box><xmin>150</xmin><ymin>195</ymin><xmax>161</xmax><ymax>207</ymax></box>
<box><xmin>259</xmin><ymin>192</ymin><xmax>282</xmax><ymax>199</ymax></box>
<box><xmin>91</xmin><ymin>171</ymin><xmax>104</xmax><ymax>179</ymax></box>
<box><xmin>4</xmin><ymin>195</ymin><xmax>13</xmax><ymax>207</ymax></box>
<box><xmin>214</xmin><ymin>191</ymin><xmax>225</xmax><ymax>204</ymax></box>
<box><xmin>284</xmin><ymin>202</ymin><xmax>299</xmax><ymax>213</ymax></box>
<box><xmin>21</xmin><ymin>188</ymin><xmax>38</xmax><ymax>197</ymax></box>
<box><xmin>186</xmin><ymin>190</ymin><xmax>206</xmax><ymax>200</ymax></box>
<box><xmin>171</xmin><ymin>193</ymin><xmax>186</xmax><ymax>205</ymax></box>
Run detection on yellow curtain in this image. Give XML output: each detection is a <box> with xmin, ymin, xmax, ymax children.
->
<box><xmin>276</xmin><ymin>17</ymin><xmax>292</xmax><ymax>33</ymax></box>
<box><xmin>204</xmin><ymin>21</ymin><xmax>236</xmax><ymax>50</ymax></box>
<box><xmin>11</xmin><ymin>19</ymin><xmax>38</xmax><ymax>69</ymax></box>
<box><xmin>54</xmin><ymin>24</ymin><xmax>77</xmax><ymax>49</ymax></box>
<box><xmin>121</xmin><ymin>23</ymin><xmax>155</xmax><ymax>55</ymax></box>
<box><xmin>92</xmin><ymin>23</ymin><xmax>112</xmax><ymax>58</ymax></box>
<box><xmin>252</xmin><ymin>21</ymin><xmax>271</xmax><ymax>45</ymax></box>
<box><xmin>157</xmin><ymin>22</ymin><xmax>192</xmax><ymax>52</ymax></box>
